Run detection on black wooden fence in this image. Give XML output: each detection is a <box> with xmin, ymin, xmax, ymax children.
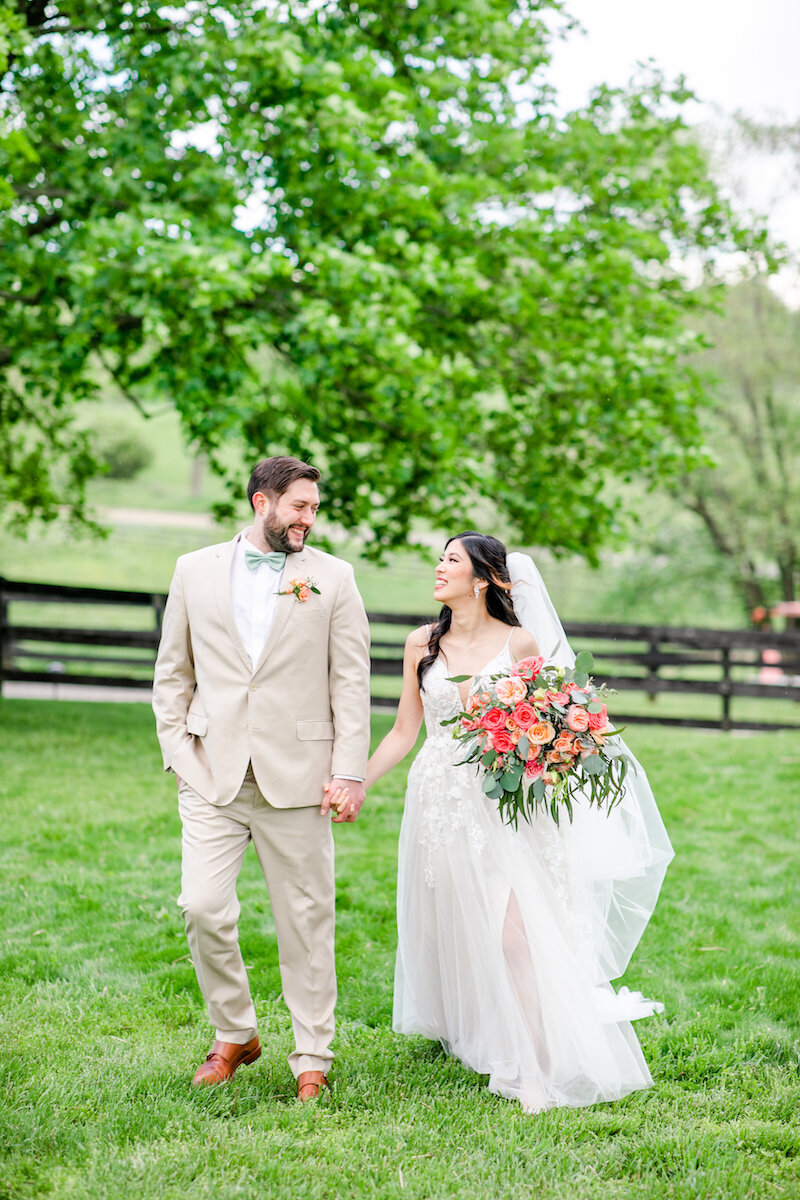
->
<box><xmin>3</xmin><ymin>577</ymin><xmax>800</xmax><ymax>731</ymax></box>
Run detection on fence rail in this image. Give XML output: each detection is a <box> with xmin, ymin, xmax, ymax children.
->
<box><xmin>3</xmin><ymin>577</ymin><xmax>800</xmax><ymax>731</ymax></box>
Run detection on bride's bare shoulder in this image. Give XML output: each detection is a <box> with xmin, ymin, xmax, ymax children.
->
<box><xmin>405</xmin><ymin>624</ymin><xmax>431</xmax><ymax>656</ymax></box>
<box><xmin>509</xmin><ymin>626</ymin><xmax>540</xmax><ymax>657</ymax></box>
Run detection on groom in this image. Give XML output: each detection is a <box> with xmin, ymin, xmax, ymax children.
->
<box><xmin>152</xmin><ymin>456</ymin><xmax>371</xmax><ymax>1099</ymax></box>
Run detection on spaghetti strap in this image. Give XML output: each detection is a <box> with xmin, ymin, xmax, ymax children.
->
<box><xmin>503</xmin><ymin>628</ymin><xmax>514</xmax><ymax>651</ymax></box>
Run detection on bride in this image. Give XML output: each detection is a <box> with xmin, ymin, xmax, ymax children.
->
<box><xmin>334</xmin><ymin>531</ymin><xmax>674</xmax><ymax>1112</ymax></box>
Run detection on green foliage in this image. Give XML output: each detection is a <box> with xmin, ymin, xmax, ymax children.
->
<box><xmin>676</xmin><ymin>278</ymin><xmax>800</xmax><ymax>615</ymax></box>
<box><xmin>93</xmin><ymin>423</ymin><xmax>154</xmax><ymax>480</ymax></box>
<box><xmin>1</xmin><ymin>2</ymin><xmax>773</xmax><ymax>555</ymax></box>
<box><xmin>0</xmin><ymin>701</ymin><xmax>799</xmax><ymax>1198</ymax></box>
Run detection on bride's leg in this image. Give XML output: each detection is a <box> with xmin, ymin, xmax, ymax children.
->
<box><xmin>502</xmin><ymin>890</ymin><xmax>551</xmax><ymax>1074</ymax></box>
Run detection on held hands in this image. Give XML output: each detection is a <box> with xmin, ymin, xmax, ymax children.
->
<box><xmin>322</xmin><ymin>780</ymin><xmax>366</xmax><ymax>823</ymax></box>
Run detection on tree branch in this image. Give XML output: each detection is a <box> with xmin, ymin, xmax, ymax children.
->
<box><xmin>96</xmin><ymin>351</ymin><xmax>152</xmax><ymax>418</ymax></box>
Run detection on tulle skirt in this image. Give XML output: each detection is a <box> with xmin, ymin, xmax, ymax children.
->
<box><xmin>393</xmin><ymin>733</ymin><xmax>674</xmax><ymax>1112</ymax></box>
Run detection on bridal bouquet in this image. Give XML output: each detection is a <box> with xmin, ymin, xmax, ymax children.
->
<box><xmin>443</xmin><ymin>652</ymin><xmax>630</xmax><ymax>827</ymax></box>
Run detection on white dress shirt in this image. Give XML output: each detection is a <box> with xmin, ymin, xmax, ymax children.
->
<box><xmin>230</xmin><ymin>532</ymin><xmax>285</xmax><ymax>668</ymax></box>
<box><xmin>230</xmin><ymin>532</ymin><xmax>362</xmax><ymax>784</ymax></box>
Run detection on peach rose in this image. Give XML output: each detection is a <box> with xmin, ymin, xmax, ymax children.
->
<box><xmin>553</xmin><ymin>732</ymin><xmax>577</xmax><ymax>753</ymax></box>
<box><xmin>528</xmin><ymin>721</ymin><xmax>556</xmax><ymax>745</ymax></box>
<box><xmin>511</xmin><ymin>655</ymin><xmax>545</xmax><ymax>679</ymax></box>
<box><xmin>512</xmin><ymin>701</ymin><xmax>538</xmax><ymax>731</ymax></box>
<box><xmin>525</xmin><ymin>741</ymin><xmax>541</xmax><ymax>761</ymax></box>
<box><xmin>544</xmin><ymin>689</ymin><xmax>570</xmax><ymax>706</ymax></box>
<box><xmin>566</xmin><ymin>705</ymin><xmax>590</xmax><ymax>732</ymax></box>
<box><xmin>481</xmin><ymin>707</ymin><xmax>507</xmax><ymax>732</ymax></box>
<box><xmin>461</xmin><ymin>717</ymin><xmax>480</xmax><ymax>731</ymax></box>
<box><xmin>495</xmin><ymin>676</ymin><xmax>527</xmax><ymax>705</ymax></box>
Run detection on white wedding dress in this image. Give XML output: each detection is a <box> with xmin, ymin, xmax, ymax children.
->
<box><xmin>394</xmin><ymin>633</ymin><xmax>674</xmax><ymax>1113</ymax></box>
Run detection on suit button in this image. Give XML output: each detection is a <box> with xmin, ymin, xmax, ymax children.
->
<box><xmin>249</xmin><ymin>683</ymin><xmax>257</xmax><ymax>692</ymax></box>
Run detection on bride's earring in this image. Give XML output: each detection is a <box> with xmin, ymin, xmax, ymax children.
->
<box><xmin>474</xmin><ymin>584</ymin><xmax>480</xmax><ymax>599</ymax></box>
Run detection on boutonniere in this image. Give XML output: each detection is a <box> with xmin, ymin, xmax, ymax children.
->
<box><xmin>277</xmin><ymin>576</ymin><xmax>320</xmax><ymax>603</ymax></box>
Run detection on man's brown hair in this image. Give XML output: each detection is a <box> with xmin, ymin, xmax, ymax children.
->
<box><xmin>247</xmin><ymin>456</ymin><xmax>321</xmax><ymax>509</ymax></box>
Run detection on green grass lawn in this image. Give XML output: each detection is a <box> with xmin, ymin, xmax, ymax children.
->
<box><xmin>1</xmin><ymin>701</ymin><xmax>798</xmax><ymax>1199</ymax></box>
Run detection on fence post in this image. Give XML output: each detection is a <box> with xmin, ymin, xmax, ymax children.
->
<box><xmin>721</xmin><ymin>647</ymin><xmax>731</xmax><ymax>730</ymax></box>
<box><xmin>152</xmin><ymin>593</ymin><xmax>165</xmax><ymax>637</ymax></box>
<box><xmin>0</xmin><ymin>580</ymin><xmax>8</xmax><ymax>695</ymax></box>
<box><xmin>648</xmin><ymin>639</ymin><xmax>660</xmax><ymax>704</ymax></box>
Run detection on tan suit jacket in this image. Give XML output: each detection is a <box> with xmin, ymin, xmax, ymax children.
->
<box><xmin>152</xmin><ymin>536</ymin><xmax>371</xmax><ymax>807</ymax></box>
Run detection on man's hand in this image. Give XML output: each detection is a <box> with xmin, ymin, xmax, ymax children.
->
<box><xmin>321</xmin><ymin>780</ymin><xmax>366</xmax><ymax>823</ymax></box>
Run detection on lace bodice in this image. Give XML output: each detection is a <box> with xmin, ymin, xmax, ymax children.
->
<box><xmin>420</xmin><ymin>640</ymin><xmax>514</xmax><ymax>743</ymax></box>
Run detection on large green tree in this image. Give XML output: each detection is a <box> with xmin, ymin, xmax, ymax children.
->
<box><xmin>0</xmin><ymin>1</ymin><xmax>770</xmax><ymax>555</ymax></box>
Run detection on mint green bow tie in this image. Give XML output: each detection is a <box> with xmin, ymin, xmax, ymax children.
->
<box><xmin>244</xmin><ymin>545</ymin><xmax>287</xmax><ymax>572</ymax></box>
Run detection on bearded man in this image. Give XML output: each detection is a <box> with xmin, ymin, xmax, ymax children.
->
<box><xmin>153</xmin><ymin>456</ymin><xmax>371</xmax><ymax>1099</ymax></box>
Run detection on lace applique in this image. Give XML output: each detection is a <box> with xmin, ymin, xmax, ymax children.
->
<box><xmin>415</xmin><ymin>651</ymin><xmax>510</xmax><ymax>887</ymax></box>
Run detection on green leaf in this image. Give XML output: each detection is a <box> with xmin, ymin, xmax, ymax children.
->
<box><xmin>574</xmin><ymin>651</ymin><xmax>595</xmax><ymax>676</ymax></box>
<box><xmin>582</xmin><ymin>754</ymin><xmax>607</xmax><ymax>776</ymax></box>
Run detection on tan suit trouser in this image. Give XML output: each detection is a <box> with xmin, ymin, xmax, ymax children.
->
<box><xmin>177</xmin><ymin>767</ymin><xmax>336</xmax><ymax>1077</ymax></box>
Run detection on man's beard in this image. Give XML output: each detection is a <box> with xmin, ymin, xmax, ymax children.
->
<box><xmin>263</xmin><ymin>510</ymin><xmax>309</xmax><ymax>554</ymax></box>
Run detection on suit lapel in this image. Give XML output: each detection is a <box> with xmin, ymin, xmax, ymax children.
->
<box><xmin>213</xmin><ymin>535</ymin><xmax>253</xmax><ymax>672</ymax></box>
<box><xmin>252</xmin><ymin>548</ymin><xmax>309</xmax><ymax>678</ymax></box>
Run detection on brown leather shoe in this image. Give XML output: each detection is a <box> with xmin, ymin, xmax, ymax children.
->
<box><xmin>297</xmin><ymin>1070</ymin><xmax>329</xmax><ymax>1101</ymax></box>
<box><xmin>192</xmin><ymin>1036</ymin><xmax>261</xmax><ymax>1086</ymax></box>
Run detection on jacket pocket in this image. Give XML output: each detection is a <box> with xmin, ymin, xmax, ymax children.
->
<box><xmin>296</xmin><ymin>720</ymin><xmax>334</xmax><ymax>741</ymax></box>
<box><xmin>186</xmin><ymin>713</ymin><xmax>209</xmax><ymax>737</ymax></box>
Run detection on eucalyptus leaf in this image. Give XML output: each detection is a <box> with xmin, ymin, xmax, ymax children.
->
<box><xmin>582</xmin><ymin>754</ymin><xmax>606</xmax><ymax>776</ymax></box>
<box><xmin>574</xmin><ymin>651</ymin><xmax>594</xmax><ymax>675</ymax></box>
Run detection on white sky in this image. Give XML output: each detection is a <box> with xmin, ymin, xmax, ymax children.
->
<box><xmin>546</xmin><ymin>0</ymin><xmax>800</xmax><ymax>302</ymax></box>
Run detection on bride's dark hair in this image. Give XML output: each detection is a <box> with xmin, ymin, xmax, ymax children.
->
<box><xmin>418</xmin><ymin>531</ymin><xmax>520</xmax><ymax>688</ymax></box>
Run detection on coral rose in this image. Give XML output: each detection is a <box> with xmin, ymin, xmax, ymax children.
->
<box><xmin>566</xmin><ymin>705</ymin><xmax>590</xmax><ymax>732</ymax></box>
<box><xmin>510</xmin><ymin>655</ymin><xmax>545</xmax><ymax>679</ymax></box>
<box><xmin>491</xmin><ymin>730</ymin><xmax>515</xmax><ymax>754</ymax></box>
<box><xmin>528</xmin><ymin>721</ymin><xmax>556</xmax><ymax>745</ymax></box>
<box><xmin>587</xmin><ymin>705</ymin><xmax>609</xmax><ymax>732</ymax></box>
<box><xmin>545</xmin><ymin>689</ymin><xmax>570</xmax><ymax>706</ymax></box>
<box><xmin>480</xmin><ymin>707</ymin><xmax>507</xmax><ymax>732</ymax></box>
<box><xmin>495</xmin><ymin>676</ymin><xmax>527</xmax><ymax>705</ymax></box>
<box><xmin>512</xmin><ymin>701</ymin><xmax>538</xmax><ymax>731</ymax></box>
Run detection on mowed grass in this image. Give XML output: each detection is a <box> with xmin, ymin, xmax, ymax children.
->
<box><xmin>1</xmin><ymin>701</ymin><xmax>799</xmax><ymax>1200</ymax></box>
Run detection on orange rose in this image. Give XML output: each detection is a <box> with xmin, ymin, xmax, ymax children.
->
<box><xmin>528</xmin><ymin>721</ymin><xmax>556</xmax><ymax>745</ymax></box>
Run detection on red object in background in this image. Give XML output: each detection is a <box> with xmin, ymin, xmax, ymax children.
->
<box><xmin>751</xmin><ymin>602</ymin><xmax>800</xmax><ymax>684</ymax></box>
